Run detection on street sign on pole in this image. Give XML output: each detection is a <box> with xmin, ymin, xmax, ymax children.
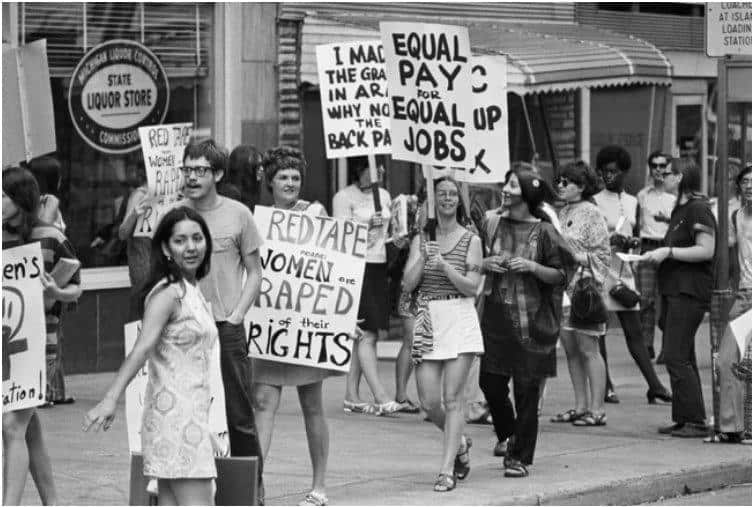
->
<box><xmin>706</xmin><ymin>2</ymin><xmax>752</xmax><ymax>57</ymax></box>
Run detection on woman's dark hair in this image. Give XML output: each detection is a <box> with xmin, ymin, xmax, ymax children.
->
<box><xmin>557</xmin><ymin>161</ymin><xmax>602</xmax><ymax>201</ymax></box>
<box><xmin>183</xmin><ymin>138</ymin><xmax>228</xmax><ymax>173</ymax></box>
<box><xmin>228</xmin><ymin>145</ymin><xmax>263</xmax><ymax>211</ymax></box>
<box><xmin>504</xmin><ymin>166</ymin><xmax>555</xmax><ymax>223</ymax></box>
<box><xmin>346</xmin><ymin>155</ymin><xmax>385</xmax><ymax>185</ymax></box>
<box><xmin>27</xmin><ymin>156</ymin><xmax>61</xmax><ymax>195</ymax></box>
<box><xmin>2</xmin><ymin>166</ymin><xmax>41</xmax><ymax>241</ymax></box>
<box><xmin>736</xmin><ymin>163</ymin><xmax>752</xmax><ymax>189</ymax></box>
<box><xmin>423</xmin><ymin>176</ymin><xmax>470</xmax><ymax>234</ymax></box>
<box><xmin>596</xmin><ymin>145</ymin><xmax>631</xmax><ymax>173</ymax></box>
<box><xmin>671</xmin><ymin>157</ymin><xmax>704</xmax><ymax>199</ymax></box>
<box><xmin>141</xmin><ymin>206</ymin><xmax>213</xmax><ymax>301</ymax></box>
<box><xmin>263</xmin><ymin>146</ymin><xmax>306</xmax><ymax>192</ymax></box>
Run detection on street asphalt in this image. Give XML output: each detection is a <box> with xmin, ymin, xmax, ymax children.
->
<box><xmin>18</xmin><ymin>321</ymin><xmax>752</xmax><ymax>505</ymax></box>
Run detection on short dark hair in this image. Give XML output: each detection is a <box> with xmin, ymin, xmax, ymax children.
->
<box><xmin>346</xmin><ymin>155</ymin><xmax>385</xmax><ymax>184</ymax></box>
<box><xmin>183</xmin><ymin>139</ymin><xmax>228</xmax><ymax>173</ymax></box>
<box><xmin>142</xmin><ymin>206</ymin><xmax>213</xmax><ymax>301</ymax></box>
<box><xmin>27</xmin><ymin>156</ymin><xmax>61</xmax><ymax>195</ymax></box>
<box><xmin>647</xmin><ymin>149</ymin><xmax>670</xmax><ymax>166</ymax></box>
<box><xmin>671</xmin><ymin>157</ymin><xmax>703</xmax><ymax>196</ymax></box>
<box><xmin>557</xmin><ymin>161</ymin><xmax>602</xmax><ymax>201</ymax></box>
<box><xmin>228</xmin><ymin>145</ymin><xmax>263</xmax><ymax>211</ymax></box>
<box><xmin>263</xmin><ymin>146</ymin><xmax>306</xmax><ymax>191</ymax></box>
<box><xmin>736</xmin><ymin>163</ymin><xmax>752</xmax><ymax>188</ymax></box>
<box><xmin>2</xmin><ymin>166</ymin><xmax>41</xmax><ymax>241</ymax></box>
<box><xmin>596</xmin><ymin>145</ymin><xmax>632</xmax><ymax>173</ymax></box>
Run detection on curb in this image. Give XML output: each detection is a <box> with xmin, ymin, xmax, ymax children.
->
<box><xmin>491</xmin><ymin>458</ymin><xmax>751</xmax><ymax>506</ymax></box>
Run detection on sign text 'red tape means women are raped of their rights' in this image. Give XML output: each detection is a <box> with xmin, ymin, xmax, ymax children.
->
<box><xmin>245</xmin><ymin>207</ymin><xmax>368</xmax><ymax>372</ymax></box>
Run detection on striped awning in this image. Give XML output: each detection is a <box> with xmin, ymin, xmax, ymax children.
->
<box><xmin>299</xmin><ymin>15</ymin><xmax>673</xmax><ymax>94</ymax></box>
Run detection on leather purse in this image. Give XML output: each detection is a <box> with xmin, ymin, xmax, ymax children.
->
<box><xmin>571</xmin><ymin>261</ymin><xmax>608</xmax><ymax>325</ymax></box>
<box><xmin>607</xmin><ymin>261</ymin><xmax>640</xmax><ymax>310</ymax></box>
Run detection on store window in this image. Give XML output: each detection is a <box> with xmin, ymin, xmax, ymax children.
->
<box><xmin>19</xmin><ymin>2</ymin><xmax>214</xmax><ymax>268</ymax></box>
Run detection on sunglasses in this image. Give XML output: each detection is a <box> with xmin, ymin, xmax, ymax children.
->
<box><xmin>650</xmin><ymin>162</ymin><xmax>668</xmax><ymax>169</ymax></box>
<box><xmin>554</xmin><ymin>176</ymin><xmax>573</xmax><ymax>187</ymax></box>
<box><xmin>179</xmin><ymin>166</ymin><xmax>212</xmax><ymax>177</ymax></box>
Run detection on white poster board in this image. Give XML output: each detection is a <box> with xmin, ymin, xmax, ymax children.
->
<box><xmin>316</xmin><ymin>40</ymin><xmax>391</xmax><ymax>158</ymax></box>
<box><xmin>245</xmin><ymin>206</ymin><xmax>367</xmax><ymax>372</ymax></box>
<box><xmin>380</xmin><ymin>22</ymin><xmax>474</xmax><ymax>168</ymax></box>
<box><xmin>3</xmin><ymin>243</ymin><xmax>47</xmax><ymax>412</ymax></box>
<box><xmin>133</xmin><ymin>123</ymin><xmax>192</xmax><ymax>238</ymax></box>
<box><xmin>706</xmin><ymin>2</ymin><xmax>752</xmax><ymax>57</ymax></box>
<box><xmin>123</xmin><ymin>320</ymin><xmax>228</xmax><ymax>453</ymax></box>
<box><xmin>2</xmin><ymin>40</ymin><xmax>56</xmax><ymax>166</ymax></box>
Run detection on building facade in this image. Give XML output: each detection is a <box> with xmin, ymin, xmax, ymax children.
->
<box><xmin>3</xmin><ymin>2</ymin><xmax>750</xmax><ymax>373</ymax></box>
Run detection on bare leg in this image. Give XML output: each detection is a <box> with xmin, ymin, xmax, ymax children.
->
<box><xmin>357</xmin><ymin>331</ymin><xmax>391</xmax><ymax>404</ymax></box>
<box><xmin>26</xmin><ymin>411</ymin><xmax>57</xmax><ymax>505</ymax></box>
<box><xmin>344</xmin><ymin>340</ymin><xmax>363</xmax><ymax>402</ymax></box>
<box><xmin>395</xmin><ymin>317</ymin><xmax>414</xmax><ymax>401</ymax></box>
<box><xmin>297</xmin><ymin>382</ymin><xmax>328</xmax><ymax>493</ymax></box>
<box><xmin>560</xmin><ymin>330</ymin><xmax>588</xmax><ymax>412</ymax></box>
<box><xmin>163</xmin><ymin>478</ymin><xmax>214</xmax><ymax>506</ymax></box>
<box><xmin>415</xmin><ymin>361</ymin><xmax>445</xmax><ymax>431</ymax></box>
<box><xmin>440</xmin><ymin>354</ymin><xmax>474</xmax><ymax>476</ymax></box>
<box><xmin>577</xmin><ymin>333</ymin><xmax>607</xmax><ymax>415</ymax></box>
<box><xmin>251</xmin><ymin>383</ymin><xmax>281</xmax><ymax>459</ymax></box>
<box><xmin>3</xmin><ymin>408</ymin><xmax>35</xmax><ymax>505</ymax></box>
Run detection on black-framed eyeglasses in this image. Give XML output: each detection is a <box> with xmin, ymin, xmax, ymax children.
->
<box><xmin>554</xmin><ymin>176</ymin><xmax>573</xmax><ymax>187</ymax></box>
<box><xmin>650</xmin><ymin>162</ymin><xmax>668</xmax><ymax>169</ymax></box>
<box><xmin>179</xmin><ymin>166</ymin><xmax>212</xmax><ymax>177</ymax></box>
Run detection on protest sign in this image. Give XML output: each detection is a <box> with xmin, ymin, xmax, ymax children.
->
<box><xmin>124</xmin><ymin>320</ymin><xmax>228</xmax><ymax>453</ymax></box>
<box><xmin>2</xmin><ymin>40</ymin><xmax>56</xmax><ymax>166</ymax></box>
<box><xmin>133</xmin><ymin>123</ymin><xmax>192</xmax><ymax>238</ymax></box>
<box><xmin>380</xmin><ymin>22</ymin><xmax>474</xmax><ymax>168</ymax></box>
<box><xmin>3</xmin><ymin>243</ymin><xmax>47</xmax><ymax>412</ymax></box>
<box><xmin>316</xmin><ymin>40</ymin><xmax>391</xmax><ymax>158</ymax></box>
<box><xmin>245</xmin><ymin>206</ymin><xmax>367</xmax><ymax>372</ymax></box>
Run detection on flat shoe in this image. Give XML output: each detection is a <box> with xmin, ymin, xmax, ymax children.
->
<box><xmin>572</xmin><ymin>411</ymin><xmax>606</xmax><ymax>426</ymax></box>
<box><xmin>396</xmin><ymin>399</ymin><xmax>421</xmax><ymax>414</ymax></box>
<box><xmin>454</xmin><ymin>436</ymin><xmax>471</xmax><ymax>480</ymax></box>
<box><xmin>503</xmin><ymin>458</ymin><xmax>529</xmax><ymax>478</ymax></box>
<box><xmin>671</xmin><ymin>423</ymin><xmax>708</xmax><ymax>438</ymax></box>
<box><xmin>551</xmin><ymin>409</ymin><xmax>585</xmax><ymax>423</ymax></box>
<box><xmin>298</xmin><ymin>491</ymin><xmax>328</xmax><ymax>506</ymax></box>
<box><xmin>493</xmin><ymin>439</ymin><xmax>509</xmax><ymax>457</ymax></box>
<box><xmin>604</xmin><ymin>390</ymin><xmax>620</xmax><ymax>404</ymax></box>
<box><xmin>433</xmin><ymin>473</ymin><xmax>456</xmax><ymax>492</ymax></box>
<box><xmin>343</xmin><ymin>400</ymin><xmax>369</xmax><ymax>414</ymax></box>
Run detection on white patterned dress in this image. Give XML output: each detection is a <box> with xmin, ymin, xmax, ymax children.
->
<box><xmin>142</xmin><ymin>279</ymin><xmax>219</xmax><ymax>479</ymax></box>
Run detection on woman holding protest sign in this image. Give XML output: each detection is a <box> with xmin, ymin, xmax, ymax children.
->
<box><xmin>85</xmin><ymin>206</ymin><xmax>218</xmax><ymax>505</ymax></box>
<box><xmin>251</xmin><ymin>146</ymin><xmax>333</xmax><ymax>506</ymax></box>
<box><xmin>402</xmin><ymin>176</ymin><xmax>483</xmax><ymax>492</ymax></box>
<box><xmin>478</xmin><ymin>167</ymin><xmax>573</xmax><ymax>478</ymax></box>
<box><xmin>3</xmin><ymin>166</ymin><xmax>83</xmax><ymax>505</ymax></box>
<box><xmin>333</xmin><ymin>156</ymin><xmax>400</xmax><ymax>417</ymax></box>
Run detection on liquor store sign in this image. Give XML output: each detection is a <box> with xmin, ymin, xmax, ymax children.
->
<box><xmin>68</xmin><ymin>40</ymin><xmax>169</xmax><ymax>154</ymax></box>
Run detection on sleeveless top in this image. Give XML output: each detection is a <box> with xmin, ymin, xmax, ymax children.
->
<box><xmin>412</xmin><ymin>229</ymin><xmax>474</xmax><ymax>361</ymax></box>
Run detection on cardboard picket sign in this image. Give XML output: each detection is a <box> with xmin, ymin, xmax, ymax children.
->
<box><xmin>316</xmin><ymin>40</ymin><xmax>392</xmax><ymax>158</ymax></box>
<box><xmin>2</xmin><ymin>243</ymin><xmax>47</xmax><ymax>412</ymax></box>
<box><xmin>245</xmin><ymin>206</ymin><xmax>367</xmax><ymax>372</ymax></box>
<box><xmin>123</xmin><ymin>320</ymin><xmax>228</xmax><ymax>454</ymax></box>
<box><xmin>380</xmin><ymin>22</ymin><xmax>474</xmax><ymax>168</ymax></box>
<box><xmin>133</xmin><ymin>123</ymin><xmax>192</xmax><ymax>238</ymax></box>
<box><xmin>2</xmin><ymin>40</ymin><xmax>56</xmax><ymax>166</ymax></box>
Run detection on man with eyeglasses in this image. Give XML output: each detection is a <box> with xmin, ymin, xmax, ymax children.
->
<box><xmin>636</xmin><ymin>151</ymin><xmax>676</xmax><ymax>361</ymax></box>
<box><xmin>180</xmin><ymin>139</ymin><xmax>266</xmax><ymax>502</ymax></box>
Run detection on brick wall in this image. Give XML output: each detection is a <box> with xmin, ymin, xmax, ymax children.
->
<box><xmin>278</xmin><ymin>15</ymin><xmax>303</xmax><ymax>148</ymax></box>
<box><xmin>542</xmin><ymin>91</ymin><xmax>578</xmax><ymax>166</ymax></box>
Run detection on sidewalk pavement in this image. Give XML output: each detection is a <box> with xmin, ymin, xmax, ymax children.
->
<box><xmin>20</xmin><ymin>323</ymin><xmax>751</xmax><ymax>506</ymax></box>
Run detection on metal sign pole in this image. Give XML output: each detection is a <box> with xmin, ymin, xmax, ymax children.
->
<box><xmin>708</xmin><ymin>55</ymin><xmax>733</xmax><ymax>439</ymax></box>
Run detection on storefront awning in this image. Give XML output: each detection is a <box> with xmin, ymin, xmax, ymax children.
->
<box><xmin>299</xmin><ymin>15</ymin><xmax>673</xmax><ymax>94</ymax></box>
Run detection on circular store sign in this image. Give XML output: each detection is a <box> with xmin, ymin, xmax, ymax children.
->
<box><xmin>68</xmin><ymin>40</ymin><xmax>169</xmax><ymax>154</ymax></box>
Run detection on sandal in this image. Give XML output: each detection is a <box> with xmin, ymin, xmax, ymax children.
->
<box><xmin>396</xmin><ymin>399</ymin><xmax>421</xmax><ymax>414</ymax></box>
<box><xmin>550</xmin><ymin>409</ymin><xmax>585</xmax><ymax>423</ymax></box>
<box><xmin>343</xmin><ymin>400</ymin><xmax>369</xmax><ymax>414</ymax></box>
<box><xmin>572</xmin><ymin>411</ymin><xmax>607</xmax><ymax>426</ymax></box>
<box><xmin>298</xmin><ymin>490</ymin><xmax>328</xmax><ymax>506</ymax></box>
<box><xmin>454</xmin><ymin>435</ymin><xmax>472</xmax><ymax>480</ymax></box>
<box><xmin>365</xmin><ymin>400</ymin><xmax>401</xmax><ymax>416</ymax></box>
<box><xmin>433</xmin><ymin>473</ymin><xmax>456</xmax><ymax>492</ymax></box>
<box><xmin>503</xmin><ymin>458</ymin><xmax>529</xmax><ymax>478</ymax></box>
